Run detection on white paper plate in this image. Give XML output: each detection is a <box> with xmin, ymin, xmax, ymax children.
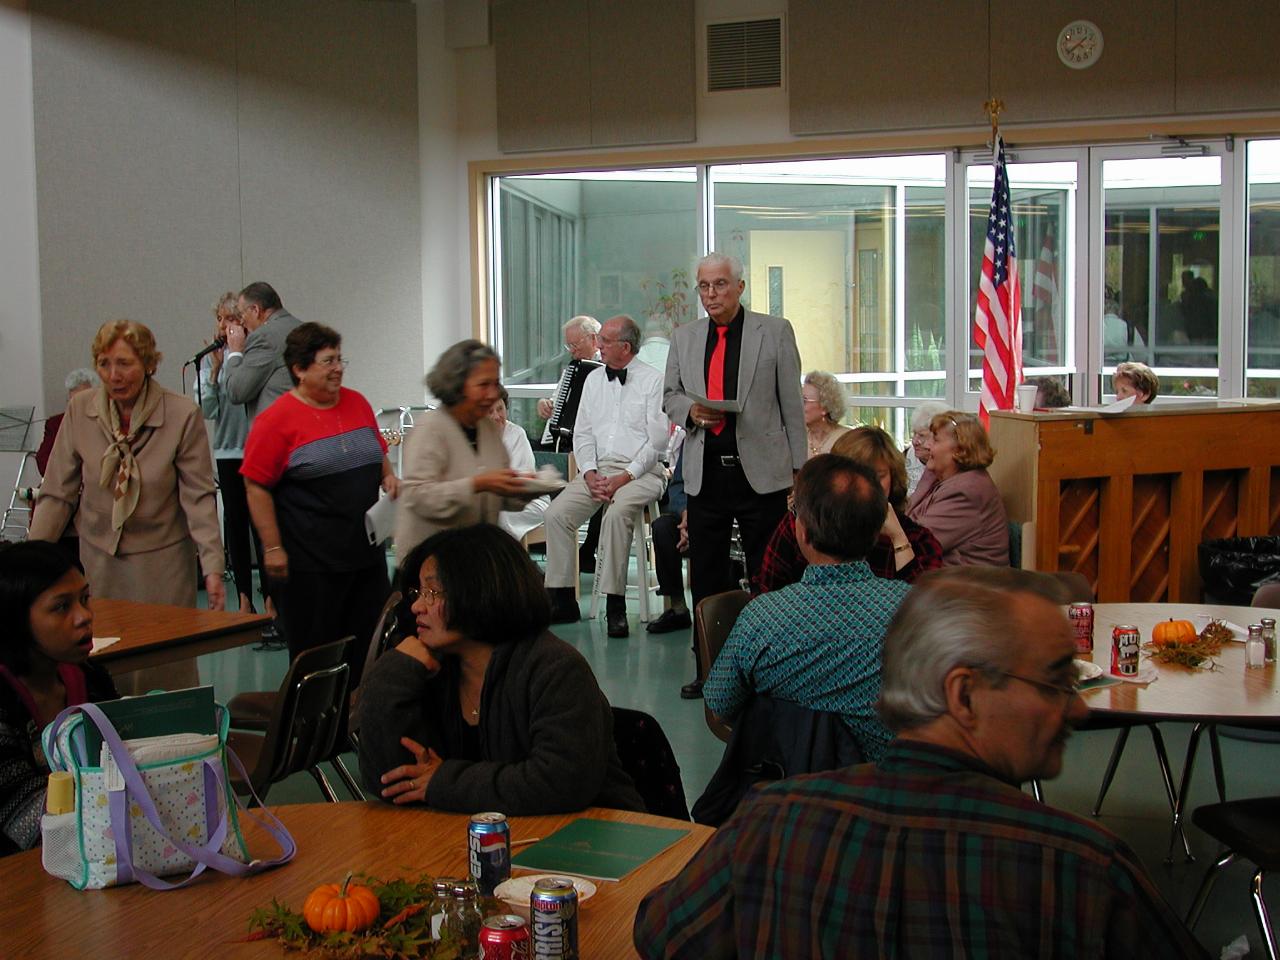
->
<box><xmin>494</xmin><ymin>874</ymin><xmax>597</xmax><ymax>907</ymax></box>
<box><xmin>1111</xmin><ymin>663</ymin><xmax>1158</xmax><ymax>684</ymax></box>
<box><xmin>1074</xmin><ymin>659</ymin><xmax>1102</xmax><ymax>681</ymax></box>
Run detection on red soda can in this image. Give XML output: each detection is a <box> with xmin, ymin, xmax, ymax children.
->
<box><xmin>1069</xmin><ymin>602</ymin><xmax>1094</xmax><ymax>654</ymax></box>
<box><xmin>1111</xmin><ymin>624</ymin><xmax>1140</xmax><ymax>676</ymax></box>
<box><xmin>478</xmin><ymin>914</ymin><xmax>530</xmax><ymax>960</ymax></box>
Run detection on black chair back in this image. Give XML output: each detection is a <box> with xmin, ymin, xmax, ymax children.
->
<box><xmin>611</xmin><ymin>707</ymin><xmax>690</xmax><ymax>821</ymax></box>
<box><xmin>694</xmin><ymin>590</ymin><xmax>751</xmax><ymax>742</ymax></box>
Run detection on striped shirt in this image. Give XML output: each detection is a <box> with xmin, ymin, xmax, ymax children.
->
<box><xmin>704</xmin><ymin>561</ymin><xmax>910</xmax><ymax>761</ymax></box>
<box><xmin>634</xmin><ymin>740</ymin><xmax>1207</xmax><ymax>959</ymax></box>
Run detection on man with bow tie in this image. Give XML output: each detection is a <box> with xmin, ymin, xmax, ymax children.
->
<box><xmin>544</xmin><ymin>314</ymin><xmax>669</xmax><ymax>637</ymax></box>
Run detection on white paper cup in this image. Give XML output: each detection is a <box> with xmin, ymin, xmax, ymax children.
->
<box><xmin>1016</xmin><ymin>384</ymin><xmax>1038</xmax><ymax>413</ymax></box>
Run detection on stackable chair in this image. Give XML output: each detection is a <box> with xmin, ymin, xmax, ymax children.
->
<box><xmin>611</xmin><ymin>707</ymin><xmax>690</xmax><ymax>821</ymax></box>
<box><xmin>694</xmin><ymin>590</ymin><xmax>752</xmax><ymax>743</ymax></box>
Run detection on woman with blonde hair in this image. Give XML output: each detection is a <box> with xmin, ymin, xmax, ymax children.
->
<box><xmin>802</xmin><ymin>371</ymin><xmax>851</xmax><ymax>458</ymax></box>
<box><xmin>31</xmin><ymin>320</ymin><xmax>225</xmax><ymax>612</ymax></box>
<box><xmin>1112</xmin><ymin>361</ymin><xmax>1159</xmax><ymax>404</ymax></box>
<box><xmin>905</xmin><ymin>411</ymin><xmax>1009</xmax><ymax>566</ymax></box>
<box><xmin>753</xmin><ymin>426</ymin><xmax>943</xmax><ymax>593</ymax></box>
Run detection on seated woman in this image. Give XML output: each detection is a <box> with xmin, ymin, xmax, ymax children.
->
<box><xmin>1113</xmin><ymin>361</ymin><xmax>1159</xmax><ymax>404</ymax></box>
<box><xmin>489</xmin><ymin>386</ymin><xmax>550</xmax><ymax>542</ymax></box>
<box><xmin>802</xmin><ymin>371</ymin><xmax>851</xmax><ymax>458</ymax></box>
<box><xmin>752</xmin><ymin>427</ymin><xmax>943</xmax><ymax>593</ymax></box>
<box><xmin>906</xmin><ymin>412</ymin><xmax>1009</xmax><ymax>567</ymax></box>
<box><xmin>0</xmin><ymin>541</ymin><xmax>117</xmax><ymax>855</ymax></box>
<box><xmin>356</xmin><ymin>523</ymin><xmax>643</xmax><ymax>815</ymax></box>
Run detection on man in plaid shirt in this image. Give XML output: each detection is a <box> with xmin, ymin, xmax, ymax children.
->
<box><xmin>635</xmin><ymin>567</ymin><xmax>1206</xmax><ymax>959</ymax></box>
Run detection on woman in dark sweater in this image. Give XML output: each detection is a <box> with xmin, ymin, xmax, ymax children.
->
<box><xmin>356</xmin><ymin>524</ymin><xmax>643</xmax><ymax>815</ymax></box>
<box><xmin>0</xmin><ymin>541</ymin><xmax>117</xmax><ymax>855</ymax></box>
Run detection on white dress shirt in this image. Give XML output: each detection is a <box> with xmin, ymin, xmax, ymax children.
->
<box><xmin>572</xmin><ymin>357</ymin><xmax>669</xmax><ymax>478</ymax></box>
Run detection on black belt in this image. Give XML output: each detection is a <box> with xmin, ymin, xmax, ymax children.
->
<box><xmin>709</xmin><ymin>454</ymin><xmax>741</xmax><ymax>467</ymax></box>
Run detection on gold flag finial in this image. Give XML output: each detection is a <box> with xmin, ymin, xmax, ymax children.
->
<box><xmin>983</xmin><ymin>98</ymin><xmax>1004</xmax><ymax>149</ymax></box>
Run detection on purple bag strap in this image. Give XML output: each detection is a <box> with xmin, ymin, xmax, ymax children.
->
<box><xmin>70</xmin><ymin>702</ymin><xmax>295</xmax><ymax>889</ymax></box>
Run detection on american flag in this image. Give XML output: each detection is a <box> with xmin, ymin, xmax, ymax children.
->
<box><xmin>1031</xmin><ymin>225</ymin><xmax>1059</xmax><ymax>363</ymax></box>
<box><xmin>974</xmin><ymin>136</ymin><xmax>1022</xmax><ymax>427</ymax></box>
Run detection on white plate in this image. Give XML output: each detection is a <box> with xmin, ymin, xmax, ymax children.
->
<box><xmin>494</xmin><ymin>874</ymin><xmax>597</xmax><ymax>907</ymax></box>
<box><xmin>1112</xmin><ymin>663</ymin><xmax>1158</xmax><ymax>684</ymax></box>
<box><xmin>1074</xmin><ymin>659</ymin><xmax>1102</xmax><ymax>681</ymax></box>
<box><xmin>520</xmin><ymin>477</ymin><xmax>566</xmax><ymax>494</ymax></box>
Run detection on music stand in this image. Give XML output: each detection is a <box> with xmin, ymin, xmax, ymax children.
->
<box><xmin>0</xmin><ymin>406</ymin><xmax>38</xmax><ymax>540</ymax></box>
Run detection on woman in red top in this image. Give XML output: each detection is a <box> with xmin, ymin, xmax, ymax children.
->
<box><xmin>0</xmin><ymin>541</ymin><xmax>117</xmax><ymax>855</ymax></box>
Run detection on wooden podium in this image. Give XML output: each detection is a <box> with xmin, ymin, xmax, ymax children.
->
<box><xmin>988</xmin><ymin>403</ymin><xmax>1280</xmax><ymax>602</ymax></box>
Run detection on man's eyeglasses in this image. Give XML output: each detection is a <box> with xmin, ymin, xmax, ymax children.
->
<box><xmin>316</xmin><ymin>356</ymin><xmax>348</xmax><ymax>369</ymax></box>
<box><xmin>406</xmin><ymin>586</ymin><xmax>445</xmax><ymax>606</ymax></box>
<box><xmin>999</xmin><ymin>670</ymin><xmax>1081</xmax><ymax>702</ymax></box>
<box><xmin>697</xmin><ymin>279</ymin><xmax>733</xmax><ymax>293</ymax></box>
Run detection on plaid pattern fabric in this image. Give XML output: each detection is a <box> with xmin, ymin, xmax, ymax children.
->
<box><xmin>705</xmin><ymin>562</ymin><xmax>910</xmax><ymax>761</ymax></box>
<box><xmin>752</xmin><ymin>511</ymin><xmax>943</xmax><ymax>595</ymax></box>
<box><xmin>634</xmin><ymin>741</ymin><xmax>1207</xmax><ymax>960</ymax></box>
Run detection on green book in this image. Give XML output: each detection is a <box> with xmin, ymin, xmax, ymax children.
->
<box><xmin>80</xmin><ymin>685</ymin><xmax>218</xmax><ymax>765</ymax></box>
<box><xmin>511</xmin><ymin>817</ymin><xmax>690</xmax><ymax>882</ymax></box>
<box><xmin>1079</xmin><ymin>674</ymin><xmax>1123</xmax><ymax>692</ymax></box>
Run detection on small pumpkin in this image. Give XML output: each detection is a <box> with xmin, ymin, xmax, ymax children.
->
<box><xmin>303</xmin><ymin>873</ymin><xmax>381</xmax><ymax>934</ymax></box>
<box><xmin>1152</xmin><ymin>618</ymin><xmax>1197</xmax><ymax>648</ymax></box>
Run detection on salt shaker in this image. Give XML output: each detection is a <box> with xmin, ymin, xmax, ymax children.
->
<box><xmin>1261</xmin><ymin>617</ymin><xmax>1277</xmax><ymax>663</ymax></box>
<box><xmin>1247</xmin><ymin>624</ymin><xmax>1266</xmax><ymax>669</ymax></box>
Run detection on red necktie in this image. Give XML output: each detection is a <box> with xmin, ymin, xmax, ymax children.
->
<box><xmin>706</xmin><ymin>323</ymin><xmax>729</xmax><ymax>436</ymax></box>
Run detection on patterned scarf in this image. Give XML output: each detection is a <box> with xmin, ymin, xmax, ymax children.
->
<box><xmin>94</xmin><ymin>378</ymin><xmax>162</xmax><ymax>531</ymax></box>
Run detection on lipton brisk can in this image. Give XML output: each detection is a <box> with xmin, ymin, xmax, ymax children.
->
<box><xmin>478</xmin><ymin>914</ymin><xmax>530</xmax><ymax>960</ymax></box>
<box><xmin>1069</xmin><ymin>602</ymin><xmax>1094</xmax><ymax>654</ymax></box>
<box><xmin>468</xmin><ymin>812</ymin><xmax>511</xmax><ymax>896</ymax></box>
<box><xmin>1111</xmin><ymin>624</ymin><xmax>1141</xmax><ymax>676</ymax></box>
<box><xmin>530</xmin><ymin>877</ymin><xmax>579</xmax><ymax>960</ymax></box>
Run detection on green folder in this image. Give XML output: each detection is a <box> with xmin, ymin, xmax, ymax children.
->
<box><xmin>510</xmin><ymin>817</ymin><xmax>690</xmax><ymax>882</ymax></box>
<box><xmin>80</xmin><ymin>685</ymin><xmax>217</xmax><ymax>764</ymax></box>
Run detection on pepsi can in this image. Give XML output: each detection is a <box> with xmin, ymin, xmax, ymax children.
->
<box><xmin>530</xmin><ymin>877</ymin><xmax>578</xmax><ymax>960</ymax></box>
<box><xmin>468</xmin><ymin>812</ymin><xmax>511</xmax><ymax>896</ymax></box>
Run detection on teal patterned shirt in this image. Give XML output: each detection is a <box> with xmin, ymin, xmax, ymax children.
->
<box><xmin>704</xmin><ymin>561</ymin><xmax>910</xmax><ymax>761</ymax></box>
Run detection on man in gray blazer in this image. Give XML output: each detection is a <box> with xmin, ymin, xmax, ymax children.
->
<box><xmin>664</xmin><ymin>253</ymin><xmax>806</xmax><ymax>698</ymax></box>
<box><xmin>222</xmin><ymin>281</ymin><xmax>302</xmax><ymax>420</ymax></box>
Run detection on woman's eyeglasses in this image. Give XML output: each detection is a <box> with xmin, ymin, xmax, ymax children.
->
<box><xmin>406</xmin><ymin>586</ymin><xmax>445</xmax><ymax>605</ymax></box>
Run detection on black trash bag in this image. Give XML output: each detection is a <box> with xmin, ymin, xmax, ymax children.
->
<box><xmin>1198</xmin><ymin>536</ymin><xmax>1280</xmax><ymax>605</ymax></box>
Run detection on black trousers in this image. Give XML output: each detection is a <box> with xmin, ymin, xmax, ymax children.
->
<box><xmin>651</xmin><ymin>512</ymin><xmax>686</xmax><ymax>599</ymax></box>
<box><xmin>275</xmin><ymin>562</ymin><xmax>390</xmax><ymax>692</ymax></box>
<box><xmin>215</xmin><ymin>458</ymin><xmax>256</xmax><ymax>607</ymax></box>
<box><xmin>686</xmin><ymin>461</ymin><xmax>789</xmax><ymax>676</ymax></box>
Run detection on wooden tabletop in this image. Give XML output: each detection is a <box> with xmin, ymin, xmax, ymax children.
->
<box><xmin>1079</xmin><ymin>602</ymin><xmax>1280</xmax><ymax>725</ymax></box>
<box><xmin>0</xmin><ymin>803</ymin><xmax>712</xmax><ymax>960</ymax></box>
<box><xmin>90</xmin><ymin>597</ymin><xmax>271</xmax><ymax>675</ymax></box>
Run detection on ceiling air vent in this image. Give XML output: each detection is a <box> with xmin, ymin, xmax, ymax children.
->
<box><xmin>706</xmin><ymin>18</ymin><xmax>782</xmax><ymax>92</ymax></box>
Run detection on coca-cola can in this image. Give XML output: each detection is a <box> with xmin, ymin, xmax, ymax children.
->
<box><xmin>1069</xmin><ymin>602</ymin><xmax>1094</xmax><ymax>654</ymax></box>
<box><xmin>1111</xmin><ymin>625</ymin><xmax>1141</xmax><ymax>676</ymax></box>
<box><xmin>478</xmin><ymin>914</ymin><xmax>530</xmax><ymax>960</ymax></box>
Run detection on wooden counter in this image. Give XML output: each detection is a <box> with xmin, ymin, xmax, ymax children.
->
<box><xmin>989</xmin><ymin>402</ymin><xmax>1280</xmax><ymax>602</ymax></box>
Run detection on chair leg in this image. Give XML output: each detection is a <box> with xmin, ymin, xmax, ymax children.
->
<box><xmin>1147</xmin><ymin>725</ymin><xmax>1178</xmax><ymax>812</ymax></box>
<box><xmin>309</xmin><ymin>764</ymin><xmax>341</xmax><ymax>803</ymax></box>
<box><xmin>1092</xmin><ymin>726</ymin><xmax>1131</xmax><ymax>816</ymax></box>
<box><xmin>1253</xmin><ymin>868</ymin><xmax>1279</xmax><ymax>960</ymax></box>
<box><xmin>331</xmin><ymin>755</ymin><xmax>366</xmax><ymax>801</ymax></box>
<box><xmin>1209</xmin><ymin>724</ymin><xmax>1227</xmax><ymax>804</ymax></box>
<box><xmin>1028</xmin><ymin>779</ymin><xmax>1043</xmax><ymax>802</ymax></box>
<box><xmin>1186</xmin><ymin>850</ymin><xmax>1235</xmax><ymax>930</ymax></box>
<box><xmin>1166</xmin><ymin>722</ymin><xmax>1206</xmax><ymax>863</ymax></box>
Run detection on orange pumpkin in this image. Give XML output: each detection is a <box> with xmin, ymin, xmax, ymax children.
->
<box><xmin>1152</xmin><ymin>619</ymin><xmax>1197</xmax><ymax>648</ymax></box>
<box><xmin>303</xmin><ymin>873</ymin><xmax>380</xmax><ymax>934</ymax></box>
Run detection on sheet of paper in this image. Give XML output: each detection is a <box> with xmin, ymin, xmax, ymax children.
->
<box><xmin>90</xmin><ymin>636</ymin><xmax>120</xmax><ymax>654</ymax></box>
<box><xmin>688</xmin><ymin>393</ymin><xmax>743</xmax><ymax>414</ymax></box>
<box><xmin>365</xmin><ymin>493</ymin><xmax>398</xmax><ymax>545</ymax></box>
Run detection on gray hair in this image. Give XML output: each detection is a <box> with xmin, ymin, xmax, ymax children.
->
<box><xmin>426</xmin><ymin>339</ymin><xmax>501</xmax><ymax>407</ymax></box>
<box><xmin>878</xmin><ymin>568</ymin><xmax>1070</xmax><ymax>733</ymax></box>
<box><xmin>212</xmin><ymin>291</ymin><xmax>238</xmax><ymax>316</ymax></box>
<box><xmin>803</xmin><ymin>370</ymin><xmax>845</xmax><ymax>423</ymax></box>
<box><xmin>605</xmin><ymin>314</ymin><xmax>641</xmax><ymax>354</ymax></box>
<box><xmin>562</xmin><ymin>315</ymin><xmax>600</xmax><ymax>337</ymax></box>
<box><xmin>64</xmin><ymin>368</ymin><xmax>96</xmax><ymax>392</ymax></box>
<box><xmin>697</xmin><ymin>252</ymin><xmax>743</xmax><ymax>283</ymax></box>
<box><xmin>909</xmin><ymin>400</ymin><xmax>951</xmax><ymax>434</ymax></box>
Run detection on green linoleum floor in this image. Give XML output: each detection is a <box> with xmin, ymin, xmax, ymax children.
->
<box><xmin>195</xmin><ymin>577</ymin><xmax>1273</xmax><ymax>955</ymax></box>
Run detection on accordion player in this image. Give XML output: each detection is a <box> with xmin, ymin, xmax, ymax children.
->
<box><xmin>538</xmin><ymin>357</ymin><xmax>602</xmax><ymax>451</ymax></box>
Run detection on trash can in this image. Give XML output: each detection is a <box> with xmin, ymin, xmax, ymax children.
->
<box><xmin>1198</xmin><ymin>536</ymin><xmax>1280</xmax><ymax>605</ymax></box>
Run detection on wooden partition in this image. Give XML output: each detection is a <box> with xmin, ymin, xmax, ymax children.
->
<box><xmin>988</xmin><ymin>403</ymin><xmax>1280</xmax><ymax>602</ymax></box>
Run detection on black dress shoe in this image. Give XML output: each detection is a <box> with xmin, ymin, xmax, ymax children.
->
<box><xmin>549</xmin><ymin>598</ymin><xmax>581</xmax><ymax>624</ymax></box>
<box><xmin>646</xmin><ymin>608</ymin><xmax>692</xmax><ymax>634</ymax></box>
<box><xmin>680</xmin><ymin>679</ymin><xmax>704</xmax><ymax>700</ymax></box>
<box><xmin>606</xmin><ymin>610</ymin><xmax>629</xmax><ymax>638</ymax></box>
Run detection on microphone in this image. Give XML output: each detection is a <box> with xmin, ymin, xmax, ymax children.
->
<box><xmin>189</xmin><ymin>336</ymin><xmax>227</xmax><ymax>365</ymax></box>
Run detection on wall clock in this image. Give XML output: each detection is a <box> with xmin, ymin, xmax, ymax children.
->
<box><xmin>1057</xmin><ymin>19</ymin><xmax>1103</xmax><ymax>70</ymax></box>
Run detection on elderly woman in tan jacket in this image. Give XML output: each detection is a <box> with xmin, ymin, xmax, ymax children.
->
<box><xmin>31</xmin><ymin>320</ymin><xmax>226</xmax><ymax>612</ymax></box>
<box><xmin>393</xmin><ymin>340</ymin><xmax>538</xmax><ymax>558</ymax></box>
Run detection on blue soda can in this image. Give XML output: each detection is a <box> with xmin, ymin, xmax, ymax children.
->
<box><xmin>530</xmin><ymin>877</ymin><xmax>579</xmax><ymax>960</ymax></box>
<box><xmin>468</xmin><ymin>812</ymin><xmax>511</xmax><ymax>896</ymax></box>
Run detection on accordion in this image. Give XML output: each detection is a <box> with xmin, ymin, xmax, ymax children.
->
<box><xmin>540</xmin><ymin>358</ymin><xmax>602</xmax><ymax>452</ymax></box>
